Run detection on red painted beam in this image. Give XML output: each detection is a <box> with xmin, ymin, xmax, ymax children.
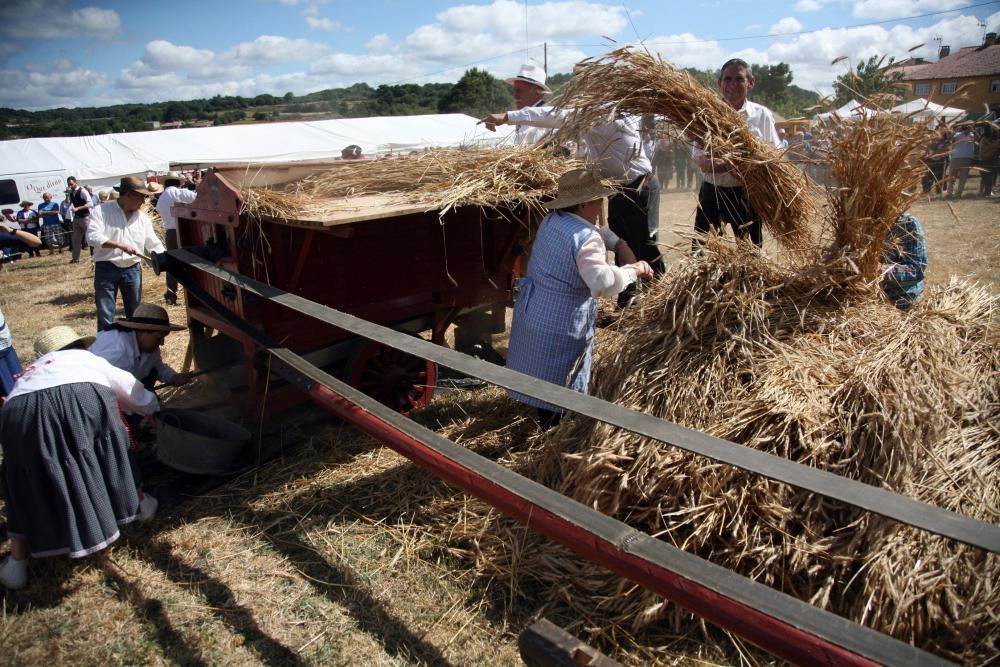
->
<box><xmin>304</xmin><ymin>381</ymin><xmax>883</xmax><ymax>667</ymax></box>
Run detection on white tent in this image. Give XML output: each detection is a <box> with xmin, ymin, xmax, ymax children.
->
<box><xmin>890</xmin><ymin>98</ymin><xmax>965</xmax><ymax>122</ymax></box>
<box><xmin>0</xmin><ymin>114</ymin><xmax>514</xmax><ymax>195</ymax></box>
<box><xmin>814</xmin><ymin>99</ymin><xmax>880</xmax><ymax>123</ymax></box>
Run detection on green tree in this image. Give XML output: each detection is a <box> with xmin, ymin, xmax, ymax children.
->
<box><xmin>437</xmin><ymin>68</ymin><xmax>513</xmax><ymax>118</ymax></box>
<box><xmin>751</xmin><ymin>63</ymin><xmax>793</xmax><ymax>114</ymax></box>
<box><xmin>833</xmin><ymin>55</ymin><xmax>904</xmax><ymax>106</ymax></box>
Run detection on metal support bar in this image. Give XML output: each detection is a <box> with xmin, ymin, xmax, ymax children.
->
<box><xmin>264</xmin><ymin>346</ymin><xmax>951</xmax><ymax>667</ymax></box>
<box><xmin>159</xmin><ymin>248</ymin><xmax>1000</xmax><ymax>554</ymax></box>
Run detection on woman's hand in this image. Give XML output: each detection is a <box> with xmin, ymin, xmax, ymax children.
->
<box><xmin>631</xmin><ymin>260</ymin><xmax>654</xmax><ymax>279</ymax></box>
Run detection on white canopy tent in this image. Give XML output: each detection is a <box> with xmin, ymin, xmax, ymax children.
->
<box><xmin>0</xmin><ymin>114</ymin><xmax>515</xmax><ymax>195</ymax></box>
<box><xmin>814</xmin><ymin>99</ymin><xmax>880</xmax><ymax>123</ymax></box>
<box><xmin>889</xmin><ymin>98</ymin><xmax>965</xmax><ymax>123</ymax></box>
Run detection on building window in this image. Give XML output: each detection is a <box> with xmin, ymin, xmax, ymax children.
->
<box><xmin>940</xmin><ymin>82</ymin><xmax>957</xmax><ymax>94</ymax></box>
<box><xmin>992</xmin><ymin>80</ymin><xmax>1000</xmax><ymax>93</ymax></box>
<box><xmin>914</xmin><ymin>83</ymin><xmax>931</xmax><ymax>96</ymax></box>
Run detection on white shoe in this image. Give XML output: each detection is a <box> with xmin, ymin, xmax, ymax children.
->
<box><xmin>137</xmin><ymin>494</ymin><xmax>159</xmax><ymax>522</ymax></box>
<box><xmin>0</xmin><ymin>557</ymin><xmax>28</xmax><ymax>590</ymax></box>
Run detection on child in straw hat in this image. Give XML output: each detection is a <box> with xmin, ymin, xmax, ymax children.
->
<box><xmin>505</xmin><ymin>169</ymin><xmax>653</xmax><ymax>428</ymax></box>
<box><xmin>0</xmin><ymin>326</ymin><xmax>160</xmax><ymax>590</ymax></box>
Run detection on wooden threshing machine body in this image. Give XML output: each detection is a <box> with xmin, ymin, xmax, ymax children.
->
<box><xmin>172</xmin><ymin>162</ymin><xmax>533</xmax><ymax>413</ymax></box>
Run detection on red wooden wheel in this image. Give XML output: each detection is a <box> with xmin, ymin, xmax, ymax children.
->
<box><xmin>346</xmin><ymin>340</ymin><xmax>436</xmax><ymax>412</ymax></box>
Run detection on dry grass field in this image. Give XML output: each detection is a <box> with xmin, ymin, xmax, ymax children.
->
<box><xmin>0</xmin><ymin>191</ymin><xmax>996</xmax><ymax>666</ymax></box>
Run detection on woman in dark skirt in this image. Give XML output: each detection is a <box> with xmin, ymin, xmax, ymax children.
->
<box><xmin>0</xmin><ymin>326</ymin><xmax>160</xmax><ymax>590</ymax></box>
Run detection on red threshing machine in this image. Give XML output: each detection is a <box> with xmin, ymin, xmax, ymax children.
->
<box><xmin>172</xmin><ymin>162</ymin><xmax>524</xmax><ymax>415</ymax></box>
<box><xmin>154</xmin><ymin>161</ymin><xmax>998</xmax><ymax>667</ymax></box>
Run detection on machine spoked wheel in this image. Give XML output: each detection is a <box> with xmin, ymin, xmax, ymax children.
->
<box><xmin>347</xmin><ymin>340</ymin><xmax>437</xmax><ymax>412</ymax></box>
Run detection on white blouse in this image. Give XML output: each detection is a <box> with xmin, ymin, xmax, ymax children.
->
<box><xmin>7</xmin><ymin>349</ymin><xmax>159</xmax><ymax>415</ymax></box>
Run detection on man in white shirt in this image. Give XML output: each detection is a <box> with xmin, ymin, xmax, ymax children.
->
<box><xmin>86</xmin><ymin>176</ymin><xmax>166</xmax><ymax>332</ymax></box>
<box><xmin>480</xmin><ymin>71</ymin><xmax>664</xmax><ymax>295</ymax></box>
<box><xmin>89</xmin><ymin>302</ymin><xmax>192</xmax><ymax>389</ymax></box>
<box><xmin>693</xmin><ymin>58</ymin><xmax>782</xmax><ymax>248</ymax></box>
<box><xmin>155</xmin><ymin>172</ymin><xmax>198</xmax><ymax>305</ymax></box>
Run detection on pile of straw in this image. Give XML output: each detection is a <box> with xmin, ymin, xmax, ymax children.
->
<box><xmin>421</xmin><ymin>64</ymin><xmax>997</xmax><ymax>662</ymax></box>
<box><xmin>433</xmin><ymin>244</ymin><xmax>998</xmax><ymax>662</ymax></box>
<box><xmin>241</xmin><ymin>147</ymin><xmax>581</xmax><ymax>221</ymax></box>
<box><xmin>551</xmin><ymin>47</ymin><xmax>817</xmax><ymax>252</ymax></box>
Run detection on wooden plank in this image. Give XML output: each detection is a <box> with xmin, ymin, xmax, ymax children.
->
<box><xmin>519</xmin><ymin>619</ymin><xmax>622</xmax><ymax>667</ymax></box>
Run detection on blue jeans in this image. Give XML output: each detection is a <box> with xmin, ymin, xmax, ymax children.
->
<box><xmin>95</xmin><ymin>261</ymin><xmax>142</xmax><ymax>331</ymax></box>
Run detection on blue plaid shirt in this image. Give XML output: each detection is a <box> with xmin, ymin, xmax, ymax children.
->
<box><xmin>882</xmin><ymin>213</ymin><xmax>927</xmax><ymax>309</ymax></box>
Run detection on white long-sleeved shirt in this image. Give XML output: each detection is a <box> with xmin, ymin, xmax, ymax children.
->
<box><xmin>571</xmin><ymin>217</ymin><xmax>637</xmax><ymax>298</ymax></box>
<box><xmin>506</xmin><ymin>107</ymin><xmax>651</xmax><ymax>182</ymax></box>
<box><xmin>87</xmin><ymin>201</ymin><xmax>165</xmax><ymax>267</ymax></box>
<box><xmin>7</xmin><ymin>349</ymin><xmax>159</xmax><ymax>415</ymax></box>
<box><xmin>89</xmin><ymin>328</ymin><xmax>177</xmax><ymax>384</ymax></box>
<box><xmin>693</xmin><ymin>99</ymin><xmax>781</xmax><ymax>188</ymax></box>
<box><xmin>155</xmin><ymin>185</ymin><xmax>198</xmax><ymax>231</ymax></box>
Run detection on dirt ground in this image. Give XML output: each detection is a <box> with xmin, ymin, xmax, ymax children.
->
<box><xmin>0</xmin><ymin>191</ymin><xmax>996</xmax><ymax>666</ymax></box>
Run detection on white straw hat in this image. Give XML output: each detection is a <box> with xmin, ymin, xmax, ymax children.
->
<box><xmin>33</xmin><ymin>326</ymin><xmax>95</xmax><ymax>357</ymax></box>
<box><xmin>505</xmin><ymin>63</ymin><xmax>551</xmax><ymax>93</ymax></box>
<box><xmin>544</xmin><ymin>169</ymin><xmax>616</xmax><ymax>210</ymax></box>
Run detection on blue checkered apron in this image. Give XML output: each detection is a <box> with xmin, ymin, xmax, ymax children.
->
<box><xmin>506</xmin><ymin>210</ymin><xmax>599</xmax><ymax>411</ymax></box>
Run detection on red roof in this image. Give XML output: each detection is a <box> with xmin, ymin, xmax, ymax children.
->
<box><xmin>897</xmin><ymin>44</ymin><xmax>1000</xmax><ymax>81</ymax></box>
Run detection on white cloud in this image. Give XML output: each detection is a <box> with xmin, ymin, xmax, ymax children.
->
<box><xmin>795</xmin><ymin>0</ymin><xmax>825</xmax><ymax>11</ymax></box>
<box><xmin>143</xmin><ymin>40</ymin><xmax>215</xmax><ymax>70</ymax></box>
<box><xmin>852</xmin><ymin>0</ymin><xmax>971</xmax><ymax>20</ymax></box>
<box><xmin>0</xmin><ymin>0</ymin><xmax>120</xmax><ymax>40</ymax></box>
<box><xmin>0</xmin><ymin>66</ymin><xmax>109</xmax><ymax>108</ymax></box>
<box><xmin>306</xmin><ymin>16</ymin><xmax>346</xmax><ymax>32</ymax></box>
<box><xmin>367</xmin><ymin>33</ymin><xmax>392</xmax><ymax>52</ymax></box>
<box><xmin>770</xmin><ymin>17</ymin><xmax>803</xmax><ymax>35</ymax></box>
<box><xmin>224</xmin><ymin>35</ymin><xmax>331</xmax><ymax>65</ymax></box>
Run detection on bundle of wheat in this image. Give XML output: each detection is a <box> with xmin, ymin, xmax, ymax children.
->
<box><xmin>240</xmin><ymin>147</ymin><xmax>581</xmax><ymax>222</ymax></box>
<box><xmin>550</xmin><ymin>47</ymin><xmax>818</xmax><ymax>252</ymax></box>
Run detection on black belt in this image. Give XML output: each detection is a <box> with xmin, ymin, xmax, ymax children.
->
<box><xmin>165</xmin><ymin>247</ymin><xmax>1000</xmax><ymax>554</ymax></box>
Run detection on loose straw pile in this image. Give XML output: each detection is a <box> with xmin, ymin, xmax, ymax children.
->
<box><xmin>241</xmin><ymin>147</ymin><xmax>582</xmax><ymax>222</ymax></box>
<box><xmin>419</xmin><ymin>60</ymin><xmax>995</xmax><ymax>663</ymax></box>
<box><xmin>551</xmin><ymin>47</ymin><xmax>817</xmax><ymax>252</ymax></box>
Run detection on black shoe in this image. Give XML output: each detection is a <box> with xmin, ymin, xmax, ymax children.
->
<box><xmin>164</xmin><ymin>293</ymin><xmax>177</xmax><ymax>306</ymax></box>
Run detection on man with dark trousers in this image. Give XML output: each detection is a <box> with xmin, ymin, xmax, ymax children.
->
<box><xmin>693</xmin><ymin>58</ymin><xmax>781</xmax><ymax>248</ymax></box>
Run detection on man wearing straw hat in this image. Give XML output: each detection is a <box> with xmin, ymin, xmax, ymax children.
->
<box><xmin>155</xmin><ymin>171</ymin><xmax>198</xmax><ymax>306</ymax></box>
<box><xmin>693</xmin><ymin>58</ymin><xmax>782</xmax><ymax>248</ymax></box>
<box><xmin>86</xmin><ymin>176</ymin><xmax>166</xmax><ymax>332</ymax></box>
<box><xmin>506</xmin><ymin>169</ymin><xmax>653</xmax><ymax>428</ymax></box>
<box><xmin>89</xmin><ymin>302</ymin><xmax>193</xmax><ymax>389</ymax></box>
<box><xmin>0</xmin><ymin>325</ymin><xmax>159</xmax><ymax>590</ymax></box>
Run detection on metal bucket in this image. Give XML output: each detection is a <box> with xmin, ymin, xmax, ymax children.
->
<box><xmin>156</xmin><ymin>408</ymin><xmax>251</xmax><ymax>475</ymax></box>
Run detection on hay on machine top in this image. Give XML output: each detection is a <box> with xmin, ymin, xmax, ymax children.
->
<box><xmin>233</xmin><ymin>147</ymin><xmax>581</xmax><ymax>227</ymax></box>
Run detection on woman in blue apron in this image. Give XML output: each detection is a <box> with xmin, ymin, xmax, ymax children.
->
<box><xmin>506</xmin><ymin>169</ymin><xmax>654</xmax><ymax>428</ymax></box>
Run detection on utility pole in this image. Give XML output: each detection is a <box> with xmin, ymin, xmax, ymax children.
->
<box><xmin>544</xmin><ymin>42</ymin><xmax>547</xmax><ymax>74</ymax></box>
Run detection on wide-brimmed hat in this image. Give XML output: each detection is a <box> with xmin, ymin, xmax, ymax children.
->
<box><xmin>113</xmin><ymin>175</ymin><xmax>152</xmax><ymax>196</ymax></box>
<box><xmin>33</xmin><ymin>325</ymin><xmax>95</xmax><ymax>357</ymax></box>
<box><xmin>18</xmin><ymin>200</ymin><xmax>32</xmax><ymax>207</ymax></box>
<box><xmin>162</xmin><ymin>171</ymin><xmax>183</xmax><ymax>184</ymax></box>
<box><xmin>148</xmin><ymin>182</ymin><xmax>163</xmax><ymax>193</ymax></box>
<box><xmin>544</xmin><ymin>169</ymin><xmax>616</xmax><ymax>210</ymax></box>
<box><xmin>117</xmin><ymin>303</ymin><xmax>186</xmax><ymax>332</ymax></box>
<box><xmin>505</xmin><ymin>63</ymin><xmax>551</xmax><ymax>93</ymax></box>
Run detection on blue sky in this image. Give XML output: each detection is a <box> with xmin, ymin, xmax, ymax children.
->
<box><xmin>1</xmin><ymin>0</ymin><xmax>998</xmax><ymax>110</ymax></box>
